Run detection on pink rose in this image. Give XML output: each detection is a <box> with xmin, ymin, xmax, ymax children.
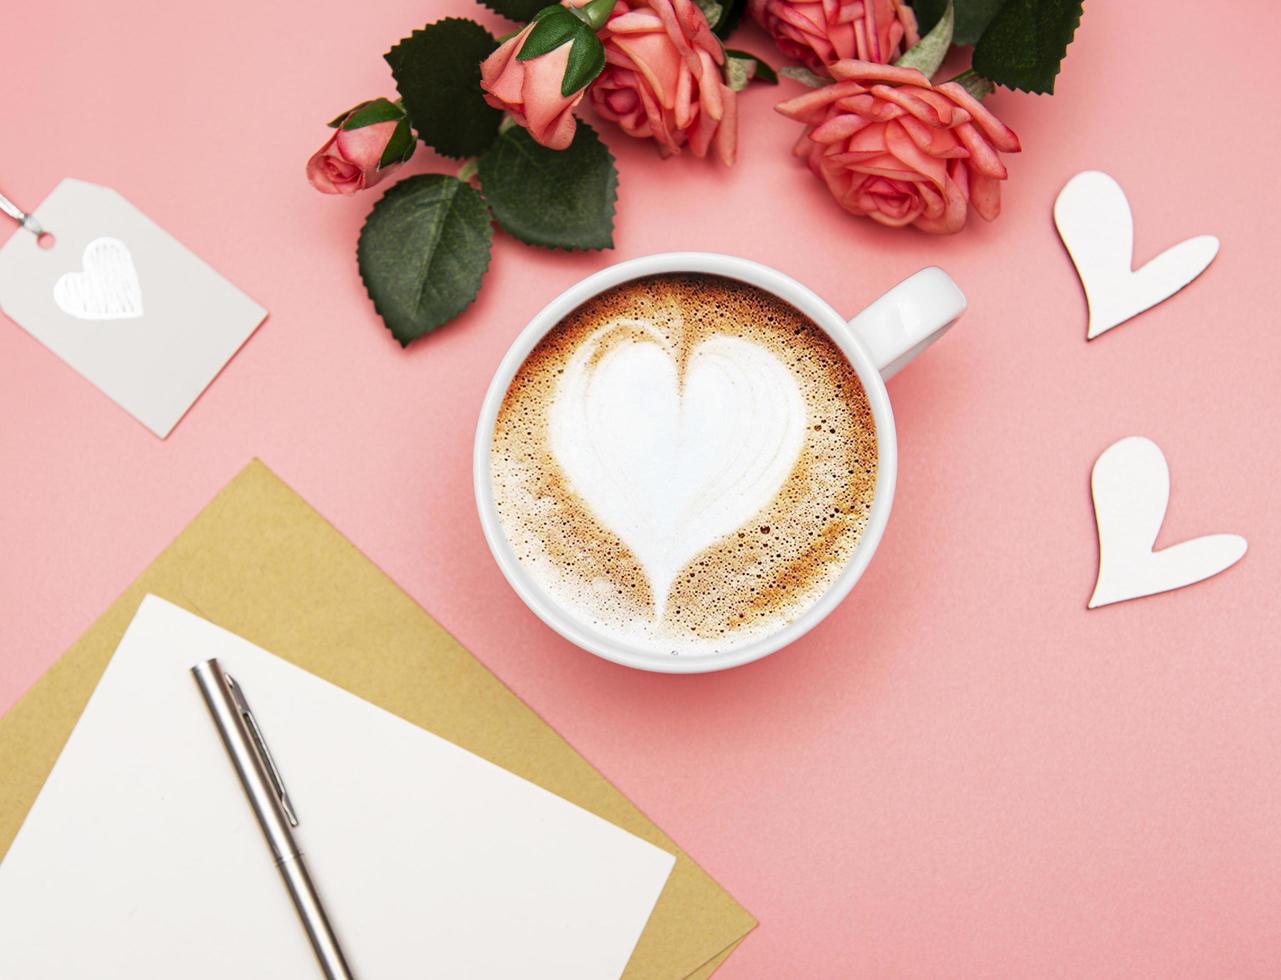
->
<box><xmin>776</xmin><ymin>61</ymin><xmax>1022</xmax><ymax>234</ymax></box>
<box><xmin>480</xmin><ymin>18</ymin><xmax>588</xmax><ymax>151</ymax></box>
<box><xmin>307</xmin><ymin>99</ymin><xmax>414</xmax><ymax>196</ymax></box>
<box><xmin>749</xmin><ymin>0</ymin><xmax>917</xmax><ymax>73</ymax></box>
<box><xmin>588</xmin><ymin>0</ymin><xmax>737</xmax><ymax>165</ymax></box>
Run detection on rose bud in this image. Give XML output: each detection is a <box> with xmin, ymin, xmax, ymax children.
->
<box><xmin>306</xmin><ymin>98</ymin><xmax>415</xmax><ymax>196</ymax></box>
<box><xmin>480</xmin><ymin>0</ymin><xmax>616</xmax><ymax>150</ymax></box>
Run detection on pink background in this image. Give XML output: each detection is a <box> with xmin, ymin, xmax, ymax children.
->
<box><xmin>4</xmin><ymin>2</ymin><xmax>1281</xmax><ymax>975</ymax></box>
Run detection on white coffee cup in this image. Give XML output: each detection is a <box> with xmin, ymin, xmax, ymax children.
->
<box><xmin>473</xmin><ymin>252</ymin><xmax>965</xmax><ymax>673</ymax></box>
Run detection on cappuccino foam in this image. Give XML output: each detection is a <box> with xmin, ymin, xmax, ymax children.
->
<box><xmin>490</xmin><ymin>273</ymin><xmax>878</xmax><ymax>657</ymax></box>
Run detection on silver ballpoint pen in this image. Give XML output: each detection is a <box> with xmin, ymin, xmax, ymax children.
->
<box><xmin>192</xmin><ymin>658</ymin><xmax>355</xmax><ymax>980</ymax></box>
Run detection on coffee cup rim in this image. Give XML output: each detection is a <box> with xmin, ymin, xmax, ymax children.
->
<box><xmin>472</xmin><ymin>251</ymin><xmax>898</xmax><ymax>674</ymax></box>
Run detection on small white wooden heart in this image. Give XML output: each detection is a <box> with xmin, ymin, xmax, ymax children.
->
<box><xmin>1055</xmin><ymin>171</ymin><xmax>1218</xmax><ymax>340</ymax></box>
<box><xmin>53</xmin><ymin>237</ymin><xmax>144</xmax><ymax>321</ymax></box>
<box><xmin>1089</xmin><ymin>436</ymin><xmax>1246</xmax><ymax>608</ymax></box>
<box><xmin>549</xmin><ymin>322</ymin><xmax>806</xmax><ymax>619</ymax></box>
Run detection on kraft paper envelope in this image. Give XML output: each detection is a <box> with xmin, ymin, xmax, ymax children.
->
<box><xmin>0</xmin><ymin>460</ymin><xmax>755</xmax><ymax>978</ymax></box>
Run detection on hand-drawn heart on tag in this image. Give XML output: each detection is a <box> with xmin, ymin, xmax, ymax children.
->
<box><xmin>549</xmin><ymin>323</ymin><xmax>807</xmax><ymax>619</ymax></box>
<box><xmin>53</xmin><ymin>237</ymin><xmax>144</xmax><ymax>321</ymax></box>
<box><xmin>1088</xmin><ymin>436</ymin><xmax>1246</xmax><ymax>608</ymax></box>
<box><xmin>1055</xmin><ymin>171</ymin><xmax>1218</xmax><ymax>340</ymax></box>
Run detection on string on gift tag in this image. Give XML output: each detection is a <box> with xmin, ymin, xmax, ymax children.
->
<box><xmin>0</xmin><ymin>188</ymin><xmax>48</xmax><ymax>240</ymax></box>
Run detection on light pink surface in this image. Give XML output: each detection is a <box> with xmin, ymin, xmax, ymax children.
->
<box><xmin>3</xmin><ymin>3</ymin><xmax>1280</xmax><ymax>976</ymax></box>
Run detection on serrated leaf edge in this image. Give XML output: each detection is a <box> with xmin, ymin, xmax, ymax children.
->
<box><xmin>974</xmin><ymin>0</ymin><xmax>1083</xmax><ymax>95</ymax></box>
<box><xmin>356</xmin><ymin>175</ymin><xmax>495</xmax><ymax>347</ymax></box>
<box><xmin>384</xmin><ymin>18</ymin><xmax>502</xmax><ymax>160</ymax></box>
<box><xmin>478</xmin><ymin>121</ymin><xmax>619</xmax><ymax>253</ymax></box>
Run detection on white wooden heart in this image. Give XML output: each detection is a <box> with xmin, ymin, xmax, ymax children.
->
<box><xmin>548</xmin><ymin>320</ymin><xmax>807</xmax><ymax>619</ymax></box>
<box><xmin>1055</xmin><ymin>171</ymin><xmax>1218</xmax><ymax>340</ymax></box>
<box><xmin>53</xmin><ymin>237</ymin><xmax>144</xmax><ymax>321</ymax></box>
<box><xmin>1089</xmin><ymin>436</ymin><xmax>1246</xmax><ymax>608</ymax></box>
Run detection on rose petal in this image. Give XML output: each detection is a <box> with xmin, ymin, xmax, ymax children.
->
<box><xmin>696</xmin><ymin>48</ymin><xmax>723</xmax><ymax>120</ymax></box>
<box><xmin>953</xmin><ymin>121</ymin><xmax>1008</xmax><ymax>178</ymax></box>
<box><xmin>522</xmin><ymin>44</ymin><xmax>581</xmax><ymax>145</ymax></box>
<box><xmin>830</xmin><ymin>59</ymin><xmax>929</xmax><ymax>86</ymax></box>
<box><xmin>896</xmin><ymin>114</ymin><xmax>964</xmax><ymax>158</ymax></box>
<box><xmin>480</xmin><ymin>28</ymin><xmax>526</xmax><ymax>88</ymax></box>
<box><xmin>334</xmin><ymin>119</ymin><xmax>398</xmax><ymax>172</ymax></box>
<box><xmin>605</xmin><ymin>11</ymin><xmax>666</xmax><ymax>32</ymax></box>
<box><xmin>615</xmin><ymin>34</ymin><xmax>684</xmax><ymax>110</ymax></box>
<box><xmin>306</xmin><ymin>149</ymin><xmax>363</xmax><ymax>195</ymax></box>
<box><xmin>810</xmin><ymin>112</ymin><xmax>868</xmax><ymax>144</ymax></box>
<box><xmin>894</xmin><ymin>0</ymin><xmax>919</xmax><ymax>47</ymax></box>
<box><xmin>715</xmin><ymin>83</ymin><xmax>737</xmax><ymax>165</ymax></box>
<box><xmin>936</xmin><ymin>81</ymin><xmax>1022</xmax><ymax>152</ymax></box>
<box><xmin>967</xmin><ymin>169</ymin><xmax>1001</xmax><ymax>221</ymax></box>
<box><xmin>884</xmin><ymin>119</ymin><xmax>946</xmax><ymax>189</ymax></box>
<box><xmin>775</xmin><ymin>84</ymin><xmax>852</xmax><ymax>121</ymax></box>
<box><xmin>868</xmin><ymin>83</ymin><xmax>947</xmax><ymax>127</ymax></box>
<box><xmin>913</xmin><ymin>175</ymin><xmax>968</xmax><ymax>233</ymax></box>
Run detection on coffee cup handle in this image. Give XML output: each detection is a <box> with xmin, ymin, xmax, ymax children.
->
<box><xmin>845</xmin><ymin>267</ymin><xmax>967</xmax><ymax>380</ymax></box>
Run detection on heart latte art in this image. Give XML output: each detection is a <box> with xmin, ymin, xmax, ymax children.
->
<box><xmin>491</xmin><ymin>274</ymin><xmax>878</xmax><ymax>656</ymax></box>
<box><xmin>550</xmin><ymin>326</ymin><xmax>807</xmax><ymax>620</ymax></box>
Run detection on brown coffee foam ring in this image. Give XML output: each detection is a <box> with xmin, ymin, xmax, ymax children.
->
<box><xmin>491</xmin><ymin>274</ymin><xmax>878</xmax><ymax>653</ymax></box>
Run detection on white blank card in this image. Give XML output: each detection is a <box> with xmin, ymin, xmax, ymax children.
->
<box><xmin>0</xmin><ymin>596</ymin><xmax>674</xmax><ymax>978</ymax></box>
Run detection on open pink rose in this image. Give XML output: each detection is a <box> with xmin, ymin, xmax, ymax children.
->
<box><xmin>776</xmin><ymin>61</ymin><xmax>1022</xmax><ymax>234</ymax></box>
<box><xmin>481</xmin><ymin>19</ymin><xmax>586</xmax><ymax>150</ymax></box>
<box><xmin>307</xmin><ymin>100</ymin><xmax>413</xmax><ymax>196</ymax></box>
<box><xmin>588</xmin><ymin>0</ymin><xmax>737</xmax><ymax>165</ymax></box>
<box><xmin>750</xmin><ymin>0</ymin><xmax>917</xmax><ymax>73</ymax></box>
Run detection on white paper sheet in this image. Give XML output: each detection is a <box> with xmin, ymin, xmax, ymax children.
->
<box><xmin>0</xmin><ymin>596</ymin><xmax>673</xmax><ymax>978</ymax></box>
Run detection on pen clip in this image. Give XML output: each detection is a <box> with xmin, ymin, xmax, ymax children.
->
<box><xmin>224</xmin><ymin>673</ymin><xmax>300</xmax><ymax>827</ymax></box>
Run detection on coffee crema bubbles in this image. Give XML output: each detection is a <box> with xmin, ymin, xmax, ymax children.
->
<box><xmin>490</xmin><ymin>273</ymin><xmax>878</xmax><ymax>656</ymax></box>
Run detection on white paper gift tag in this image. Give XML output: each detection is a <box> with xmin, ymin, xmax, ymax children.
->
<box><xmin>0</xmin><ymin>179</ymin><xmax>266</xmax><ymax>437</ymax></box>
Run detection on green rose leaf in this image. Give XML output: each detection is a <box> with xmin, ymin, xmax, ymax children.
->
<box><xmin>724</xmin><ymin>50</ymin><xmax>778</xmax><ymax>92</ymax></box>
<box><xmin>910</xmin><ymin>0</ymin><xmax>945</xmax><ymax>33</ymax></box>
<box><xmin>477</xmin><ymin>0</ymin><xmax>550</xmax><ymax>22</ymax></box>
<box><xmin>386</xmin><ymin>19</ymin><xmax>503</xmax><ymax>159</ymax></box>
<box><xmin>695</xmin><ymin>0</ymin><xmax>747</xmax><ymax>38</ymax></box>
<box><xmin>894</xmin><ymin>0</ymin><xmax>952</xmax><ymax>77</ymax></box>
<box><xmin>972</xmin><ymin>0</ymin><xmax>1083</xmax><ymax>94</ymax></box>
<box><xmin>357</xmin><ymin>174</ymin><xmax>494</xmax><ymax>347</ymax></box>
<box><xmin>712</xmin><ymin>0</ymin><xmax>748</xmax><ymax>38</ymax></box>
<box><xmin>955</xmin><ymin>0</ymin><xmax>1009</xmax><ymax>46</ymax></box>
<box><xmin>478</xmin><ymin>121</ymin><xmax>617</xmax><ymax>251</ymax></box>
<box><xmin>913</xmin><ymin>0</ymin><xmax>1006</xmax><ymax>46</ymax></box>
